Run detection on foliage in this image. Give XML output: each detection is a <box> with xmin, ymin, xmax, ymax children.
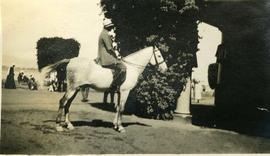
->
<box><xmin>36</xmin><ymin>37</ymin><xmax>80</xmax><ymax>71</ymax></box>
<box><xmin>101</xmin><ymin>0</ymin><xmax>199</xmax><ymax>119</ymax></box>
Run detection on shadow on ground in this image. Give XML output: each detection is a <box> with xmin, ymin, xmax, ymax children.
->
<box><xmin>71</xmin><ymin>119</ymin><xmax>151</xmax><ymax>128</ymax></box>
<box><xmin>43</xmin><ymin>117</ymin><xmax>151</xmax><ymax>128</ymax></box>
<box><xmin>83</xmin><ymin>101</ymin><xmax>270</xmax><ymax>138</ymax></box>
<box><xmin>89</xmin><ymin>102</ymin><xmax>133</xmax><ymax>115</ymax></box>
<box><xmin>191</xmin><ymin>104</ymin><xmax>270</xmax><ymax>138</ymax></box>
<box><xmin>89</xmin><ymin>102</ymin><xmax>115</xmax><ymax>113</ymax></box>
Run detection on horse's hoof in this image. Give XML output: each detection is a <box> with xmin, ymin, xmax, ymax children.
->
<box><xmin>81</xmin><ymin>99</ymin><xmax>88</xmax><ymax>102</ymax></box>
<box><xmin>67</xmin><ymin>123</ymin><xmax>75</xmax><ymax>130</ymax></box>
<box><xmin>56</xmin><ymin>125</ymin><xmax>64</xmax><ymax>132</ymax></box>
<box><xmin>113</xmin><ymin>125</ymin><xmax>118</xmax><ymax>131</ymax></box>
<box><xmin>118</xmin><ymin>126</ymin><xmax>126</xmax><ymax>133</ymax></box>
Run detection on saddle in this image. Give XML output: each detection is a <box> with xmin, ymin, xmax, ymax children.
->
<box><xmin>104</xmin><ymin>69</ymin><xmax>122</xmax><ymax>106</ymax></box>
<box><xmin>109</xmin><ymin>68</ymin><xmax>125</xmax><ymax>92</ymax></box>
<box><xmin>94</xmin><ymin>58</ymin><xmax>125</xmax><ymax>92</ymax></box>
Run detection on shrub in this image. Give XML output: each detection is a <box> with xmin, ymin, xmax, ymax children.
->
<box><xmin>36</xmin><ymin>37</ymin><xmax>80</xmax><ymax>70</ymax></box>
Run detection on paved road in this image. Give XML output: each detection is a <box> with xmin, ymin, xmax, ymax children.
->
<box><xmin>1</xmin><ymin>88</ymin><xmax>270</xmax><ymax>154</ymax></box>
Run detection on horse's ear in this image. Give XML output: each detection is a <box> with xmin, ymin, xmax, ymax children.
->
<box><xmin>153</xmin><ymin>45</ymin><xmax>158</xmax><ymax>51</ymax></box>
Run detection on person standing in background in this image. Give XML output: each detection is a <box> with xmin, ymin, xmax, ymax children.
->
<box><xmin>5</xmin><ymin>64</ymin><xmax>16</xmax><ymax>89</ymax></box>
<box><xmin>193</xmin><ymin>79</ymin><xmax>202</xmax><ymax>103</ymax></box>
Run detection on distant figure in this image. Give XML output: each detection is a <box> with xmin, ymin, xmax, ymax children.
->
<box><xmin>17</xmin><ymin>71</ymin><xmax>25</xmax><ymax>85</ymax></box>
<box><xmin>5</xmin><ymin>65</ymin><xmax>16</xmax><ymax>89</ymax></box>
<box><xmin>202</xmin><ymin>85</ymin><xmax>206</xmax><ymax>92</ymax></box>
<box><xmin>81</xmin><ymin>87</ymin><xmax>90</xmax><ymax>102</ymax></box>
<box><xmin>48</xmin><ymin>71</ymin><xmax>57</xmax><ymax>92</ymax></box>
<box><xmin>56</xmin><ymin>66</ymin><xmax>66</xmax><ymax>92</ymax></box>
<box><xmin>28</xmin><ymin>75</ymin><xmax>38</xmax><ymax>90</ymax></box>
<box><xmin>193</xmin><ymin>79</ymin><xmax>202</xmax><ymax>103</ymax></box>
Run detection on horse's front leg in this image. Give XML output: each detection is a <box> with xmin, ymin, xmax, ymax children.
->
<box><xmin>113</xmin><ymin>103</ymin><xmax>120</xmax><ymax>130</ymax></box>
<box><xmin>113</xmin><ymin>90</ymin><xmax>129</xmax><ymax>133</ymax></box>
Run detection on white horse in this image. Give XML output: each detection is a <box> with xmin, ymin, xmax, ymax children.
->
<box><xmin>42</xmin><ymin>46</ymin><xmax>167</xmax><ymax>133</ymax></box>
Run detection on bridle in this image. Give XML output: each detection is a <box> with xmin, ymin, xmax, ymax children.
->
<box><xmin>121</xmin><ymin>46</ymin><xmax>165</xmax><ymax>69</ymax></box>
<box><xmin>152</xmin><ymin>47</ymin><xmax>166</xmax><ymax>67</ymax></box>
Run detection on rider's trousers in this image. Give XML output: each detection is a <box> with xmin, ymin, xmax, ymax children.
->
<box><xmin>102</xmin><ymin>62</ymin><xmax>126</xmax><ymax>89</ymax></box>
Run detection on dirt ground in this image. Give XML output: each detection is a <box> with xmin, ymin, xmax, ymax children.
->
<box><xmin>1</xmin><ymin>88</ymin><xmax>270</xmax><ymax>154</ymax></box>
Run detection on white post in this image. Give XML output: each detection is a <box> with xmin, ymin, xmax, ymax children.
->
<box><xmin>175</xmin><ymin>77</ymin><xmax>191</xmax><ymax>116</ymax></box>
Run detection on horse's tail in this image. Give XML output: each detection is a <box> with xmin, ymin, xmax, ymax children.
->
<box><xmin>41</xmin><ymin>59</ymin><xmax>70</xmax><ymax>75</ymax></box>
<box><xmin>39</xmin><ymin>59</ymin><xmax>70</xmax><ymax>87</ymax></box>
<box><xmin>43</xmin><ymin>58</ymin><xmax>70</xmax><ymax>71</ymax></box>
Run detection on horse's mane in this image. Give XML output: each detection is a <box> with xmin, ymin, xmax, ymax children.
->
<box><xmin>123</xmin><ymin>46</ymin><xmax>153</xmax><ymax>61</ymax></box>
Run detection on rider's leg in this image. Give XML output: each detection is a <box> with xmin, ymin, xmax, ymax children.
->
<box><xmin>111</xmin><ymin>63</ymin><xmax>126</xmax><ymax>91</ymax></box>
<box><xmin>102</xmin><ymin>63</ymin><xmax>126</xmax><ymax>91</ymax></box>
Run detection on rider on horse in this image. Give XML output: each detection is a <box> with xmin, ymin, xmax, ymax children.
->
<box><xmin>95</xmin><ymin>18</ymin><xmax>126</xmax><ymax>92</ymax></box>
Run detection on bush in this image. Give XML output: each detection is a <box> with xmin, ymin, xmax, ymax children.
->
<box><xmin>134</xmin><ymin>52</ymin><xmax>194</xmax><ymax>119</ymax></box>
<box><xmin>36</xmin><ymin>37</ymin><xmax>80</xmax><ymax>70</ymax></box>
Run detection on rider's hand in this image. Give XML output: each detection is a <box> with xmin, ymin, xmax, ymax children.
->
<box><xmin>117</xmin><ymin>55</ymin><xmax>122</xmax><ymax>60</ymax></box>
<box><xmin>112</xmin><ymin>42</ymin><xmax>117</xmax><ymax>48</ymax></box>
<box><xmin>114</xmin><ymin>50</ymin><xmax>122</xmax><ymax>60</ymax></box>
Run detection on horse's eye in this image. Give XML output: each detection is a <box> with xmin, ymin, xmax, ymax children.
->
<box><xmin>158</xmin><ymin>55</ymin><xmax>161</xmax><ymax>58</ymax></box>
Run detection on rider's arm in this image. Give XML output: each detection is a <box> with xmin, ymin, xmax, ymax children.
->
<box><xmin>103</xmin><ymin>33</ymin><xmax>118</xmax><ymax>58</ymax></box>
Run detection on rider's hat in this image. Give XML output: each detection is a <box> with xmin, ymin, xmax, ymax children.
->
<box><xmin>103</xmin><ymin>18</ymin><xmax>114</xmax><ymax>28</ymax></box>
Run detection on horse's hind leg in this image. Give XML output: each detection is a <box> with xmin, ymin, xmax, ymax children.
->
<box><xmin>103</xmin><ymin>90</ymin><xmax>109</xmax><ymax>104</ymax></box>
<box><xmin>56</xmin><ymin>89</ymin><xmax>79</xmax><ymax>131</ymax></box>
<box><xmin>56</xmin><ymin>94</ymin><xmax>67</xmax><ymax>131</ymax></box>
<box><xmin>64</xmin><ymin>89</ymin><xmax>79</xmax><ymax>130</ymax></box>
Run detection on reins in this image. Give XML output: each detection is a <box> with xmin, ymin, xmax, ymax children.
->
<box><xmin>153</xmin><ymin>47</ymin><xmax>166</xmax><ymax>66</ymax></box>
<box><xmin>121</xmin><ymin>46</ymin><xmax>165</xmax><ymax>69</ymax></box>
<box><xmin>121</xmin><ymin>58</ymin><xmax>148</xmax><ymax>69</ymax></box>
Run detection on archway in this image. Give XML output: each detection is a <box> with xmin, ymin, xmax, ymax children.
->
<box><xmin>191</xmin><ymin>22</ymin><xmax>222</xmax><ymax>105</ymax></box>
<box><xmin>175</xmin><ymin>22</ymin><xmax>222</xmax><ymax>115</ymax></box>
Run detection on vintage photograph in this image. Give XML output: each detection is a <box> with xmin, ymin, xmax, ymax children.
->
<box><xmin>1</xmin><ymin>0</ymin><xmax>270</xmax><ymax>154</ymax></box>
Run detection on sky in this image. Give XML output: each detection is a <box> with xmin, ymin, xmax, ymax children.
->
<box><xmin>1</xmin><ymin>0</ymin><xmax>221</xmax><ymax>85</ymax></box>
<box><xmin>193</xmin><ymin>22</ymin><xmax>222</xmax><ymax>86</ymax></box>
<box><xmin>2</xmin><ymin>0</ymin><xmax>103</xmax><ymax>68</ymax></box>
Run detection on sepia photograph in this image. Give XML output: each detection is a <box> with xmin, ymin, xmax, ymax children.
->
<box><xmin>1</xmin><ymin>0</ymin><xmax>270</xmax><ymax>154</ymax></box>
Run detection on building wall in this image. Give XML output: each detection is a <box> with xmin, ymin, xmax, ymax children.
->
<box><xmin>201</xmin><ymin>0</ymin><xmax>270</xmax><ymax>114</ymax></box>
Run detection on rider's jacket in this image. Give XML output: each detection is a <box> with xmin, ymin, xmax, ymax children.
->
<box><xmin>96</xmin><ymin>29</ymin><xmax>118</xmax><ymax>66</ymax></box>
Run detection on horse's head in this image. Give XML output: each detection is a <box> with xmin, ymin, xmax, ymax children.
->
<box><xmin>149</xmin><ymin>47</ymin><xmax>168</xmax><ymax>73</ymax></box>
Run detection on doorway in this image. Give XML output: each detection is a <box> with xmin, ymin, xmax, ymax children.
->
<box><xmin>191</xmin><ymin>22</ymin><xmax>222</xmax><ymax>105</ymax></box>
